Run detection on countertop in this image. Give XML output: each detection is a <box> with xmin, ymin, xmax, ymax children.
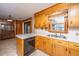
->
<box><xmin>16</xmin><ymin>33</ymin><xmax>36</xmax><ymax>39</ymax></box>
<box><xmin>16</xmin><ymin>33</ymin><xmax>79</xmax><ymax>43</ymax></box>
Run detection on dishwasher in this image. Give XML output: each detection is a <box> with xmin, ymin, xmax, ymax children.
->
<box><xmin>24</xmin><ymin>37</ymin><xmax>35</xmax><ymax>56</ymax></box>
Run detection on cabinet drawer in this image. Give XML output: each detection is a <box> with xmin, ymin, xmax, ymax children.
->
<box><xmin>54</xmin><ymin>39</ymin><xmax>68</xmax><ymax>47</ymax></box>
<box><xmin>68</xmin><ymin>42</ymin><xmax>79</xmax><ymax>50</ymax></box>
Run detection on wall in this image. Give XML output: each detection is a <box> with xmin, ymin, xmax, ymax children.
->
<box><xmin>34</xmin><ymin>3</ymin><xmax>79</xmax><ymax>43</ymax></box>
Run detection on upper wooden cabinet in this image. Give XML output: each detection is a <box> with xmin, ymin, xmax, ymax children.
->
<box><xmin>34</xmin><ymin>14</ymin><xmax>48</xmax><ymax>29</ymax></box>
<box><xmin>68</xmin><ymin>48</ymin><xmax>79</xmax><ymax>56</ymax></box>
<box><xmin>34</xmin><ymin>3</ymin><xmax>69</xmax><ymax>30</ymax></box>
<box><xmin>68</xmin><ymin>4</ymin><xmax>79</xmax><ymax>28</ymax></box>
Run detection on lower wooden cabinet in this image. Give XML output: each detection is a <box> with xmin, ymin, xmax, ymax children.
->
<box><xmin>35</xmin><ymin>36</ymin><xmax>79</xmax><ymax>56</ymax></box>
<box><xmin>68</xmin><ymin>48</ymin><xmax>79</xmax><ymax>56</ymax></box>
<box><xmin>43</xmin><ymin>38</ymin><xmax>53</xmax><ymax>55</ymax></box>
<box><xmin>54</xmin><ymin>44</ymin><xmax>68</xmax><ymax>56</ymax></box>
<box><xmin>35</xmin><ymin>36</ymin><xmax>39</xmax><ymax>49</ymax></box>
<box><xmin>16</xmin><ymin>38</ymin><xmax>24</xmax><ymax>56</ymax></box>
<box><xmin>35</xmin><ymin>36</ymin><xmax>44</xmax><ymax>50</ymax></box>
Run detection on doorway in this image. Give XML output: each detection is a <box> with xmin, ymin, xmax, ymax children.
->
<box><xmin>24</xmin><ymin>19</ymin><xmax>32</xmax><ymax>34</ymax></box>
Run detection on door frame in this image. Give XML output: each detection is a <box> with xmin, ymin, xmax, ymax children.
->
<box><xmin>23</xmin><ymin>17</ymin><xmax>32</xmax><ymax>34</ymax></box>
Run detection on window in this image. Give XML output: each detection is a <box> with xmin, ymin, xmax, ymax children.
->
<box><xmin>48</xmin><ymin>10</ymin><xmax>68</xmax><ymax>33</ymax></box>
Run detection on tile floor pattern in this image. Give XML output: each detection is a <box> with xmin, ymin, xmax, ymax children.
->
<box><xmin>30</xmin><ymin>50</ymin><xmax>48</xmax><ymax>56</ymax></box>
<box><xmin>0</xmin><ymin>38</ymin><xmax>17</xmax><ymax>56</ymax></box>
<box><xmin>0</xmin><ymin>38</ymin><xmax>48</xmax><ymax>56</ymax></box>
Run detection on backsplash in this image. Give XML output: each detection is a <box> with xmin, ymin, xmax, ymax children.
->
<box><xmin>34</xmin><ymin>29</ymin><xmax>49</xmax><ymax>35</ymax></box>
<box><xmin>66</xmin><ymin>29</ymin><xmax>79</xmax><ymax>43</ymax></box>
<box><xmin>35</xmin><ymin>28</ymin><xmax>79</xmax><ymax>43</ymax></box>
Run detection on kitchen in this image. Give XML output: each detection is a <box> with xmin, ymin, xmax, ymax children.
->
<box><xmin>0</xmin><ymin>3</ymin><xmax>79</xmax><ymax>56</ymax></box>
<box><xmin>16</xmin><ymin>3</ymin><xmax>79</xmax><ymax>56</ymax></box>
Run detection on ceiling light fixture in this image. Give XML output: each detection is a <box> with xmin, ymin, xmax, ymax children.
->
<box><xmin>7</xmin><ymin>15</ymin><xmax>13</xmax><ymax>22</ymax></box>
<box><xmin>7</xmin><ymin>19</ymin><xmax>13</xmax><ymax>22</ymax></box>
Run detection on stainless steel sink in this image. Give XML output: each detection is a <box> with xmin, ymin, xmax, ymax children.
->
<box><xmin>47</xmin><ymin>34</ymin><xmax>66</xmax><ymax>39</ymax></box>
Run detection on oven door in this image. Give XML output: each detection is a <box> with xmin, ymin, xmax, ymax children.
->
<box><xmin>24</xmin><ymin>37</ymin><xmax>35</xmax><ymax>55</ymax></box>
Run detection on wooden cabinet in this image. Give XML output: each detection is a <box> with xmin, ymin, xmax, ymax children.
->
<box><xmin>0</xmin><ymin>22</ymin><xmax>15</xmax><ymax>40</ymax></box>
<box><xmin>38</xmin><ymin>37</ymin><xmax>44</xmax><ymax>50</ymax></box>
<box><xmin>35</xmin><ymin>36</ymin><xmax>79</xmax><ymax>56</ymax></box>
<box><xmin>16</xmin><ymin>38</ymin><xmax>24</xmax><ymax>56</ymax></box>
<box><xmin>44</xmin><ymin>37</ymin><xmax>53</xmax><ymax>55</ymax></box>
<box><xmin>34</xmin><ymin>14</ymin><xmax>48</xmax><ymax>29</ymax></box>
<box><xmin>35</xmin><ymin>36</ymin><xmax>44</xmax><ymax>50</ymax></box>
<box><xmin>35</xmin><ymin>36</ymin><xmax>53</xmax><ymax>55</ymax></box>
<box><xmin>54</xmin><ymin>44</ymin><xmax>68</xmax><ymax>56</ymax></box>
<box><xmin>68</xmin><ymin>48</ymin><xmax>79</xmax><ymax>56</ymax></box>
<box><xmin>68</xmin><ymin>4</ymin><xmax>79</xmax><ymax>28</ymax></box>
<box><xmin>68</xmin><ymin>41</ymin><xmax>79</xmax><ymax>56</ymax></box>
<box><xmin>53</xmin><ymin>39</ymin><xmax>68</xmax><ymax>56</ymax></box>
<box><xmin>34</xmin><ymin>4</ymin><xmax>69</xmax><ymax>29</ymax></box>
<box><xmin>35</xmin><ymin>36</ymin><xmax>39</xmax><ymax>49</ymax></box>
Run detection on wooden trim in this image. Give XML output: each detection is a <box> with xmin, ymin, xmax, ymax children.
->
<box><xmin>23</xmin><ymin>17</ymin><xmax>32</xmax><ymax>33</ymax></box>
<box><xmin>23</xmin><ymin>17</ymin><xmax>32</xmax><ymax>22</ymax></box>
<box><xmin>34</xmin><ymin>3</ymin><xmax>61</xmax><ymax>15</ymax></box>
<box><xmin>48</xmin><ymin>10</ymin><xmax>68</xmax><ymax>33</ymax></box>
<box><xmin>34</xmin><ymin>3</ymin><xmax>69</xmax><ymax>16</ymax></box>
<box><xmin>16</xmin><ymin>38</ymin><xmax>24</xmax><ymax>56</ymax></box>
<box><xmin>48</xmin><ymin>9</ymin><xmax>68</xmax><ymax>18</ymax></box>
<box><xmin>15</xmin><ymin>20</ymin><xmax>23</xmax><ymax>34</ymax></box>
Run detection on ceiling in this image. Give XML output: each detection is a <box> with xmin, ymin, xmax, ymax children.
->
<box><xmin>0</xmin><ymin>3</ymin><xmax>56</xmax><ymax>20</ymax></box>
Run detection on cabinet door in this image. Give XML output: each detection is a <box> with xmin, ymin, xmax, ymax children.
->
<box><xmin>39</xmin><ymin>37</ymin><xmax>44</xmax><ymax>50</ymax></box>
<box><xmin>42</xmin><ymin>38</ymin><xmax>54</xmax><ymax>56</ymax></box>
<box><xmin>55</xmin><ymin>44</ymin><xmax>68</xmax><ymax>56</ymax></box>
<box><xmin>45</xmin><ymin>39</ymin><xmax>53</xmax><ymax>55</ymax></box>
<box><xmin>68</xmin><ymin>4</ymin><xmax>79</xmax><ymax>28</ymax></box>
<box><xmin>34</xmin><ymin>14</ymin><xmax>48</xmax><ymax>29</ymax></box>
<box><xmin>34</xmin><ymin>15</ymin><xmax>40</xmax><ymax>28</ymax></box>
<box><xmin>35</xmin><ymin>37</ymin><xmax>40</xmax><ymax>49</ymax></box>
<box><xmin>69</xmin><ymin>48</ymin><xmax>79</xmax><ymax>56</ymax></box>
<box><xmin>16</xmin><ymin>38</ymin><xmax>24</xmax><ymax>56</ymax></box>
<box><xmin>34</xmin><ymin>14</ymin><xmax>42</xmax><ymax>28</ymax></box>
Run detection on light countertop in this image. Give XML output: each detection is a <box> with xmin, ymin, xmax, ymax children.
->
<box><xmin>16</xmin><ymin>33</ymin><xmax>79</xmax><ymax>43</ymax></box>
<box><xmin>16</xmin><ymin>33</ymin><xmax>36</xmax><ymax>39</ymax></box>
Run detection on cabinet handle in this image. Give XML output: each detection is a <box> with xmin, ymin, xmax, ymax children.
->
<box><xmin>65</xmin><ymin>48</ymin><xmax>67</xmax><ymax>51</ymax></box>
<box><xmin>69</xmin><ymin>50</ymin><xmax>71</xmax><ymax>54</ymax></box>
<box><xmin>70</xmin><ymin>21</ymin><xmax>72</xmax><ymax>24</ymax></box>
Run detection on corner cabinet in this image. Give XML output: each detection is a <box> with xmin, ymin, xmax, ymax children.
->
<box><xmin>68</xmin><ymin>4</ymin><xmax>79</xmax><ymax>28</ymax></box>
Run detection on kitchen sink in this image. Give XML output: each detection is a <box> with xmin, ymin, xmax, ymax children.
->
<box><xmin>47</xmin><ymin>34</ymin><xmax>66</xmax><ymax>39</ymax></box>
